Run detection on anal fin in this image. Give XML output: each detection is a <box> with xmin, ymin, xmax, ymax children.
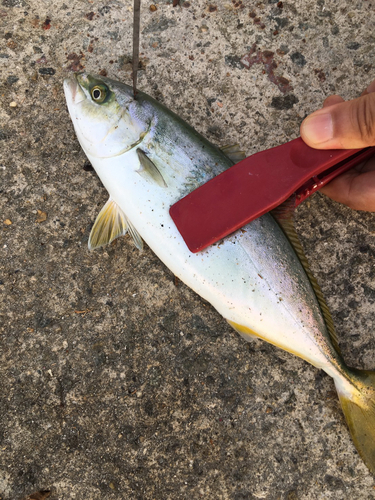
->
<box><xmin>227</xmin><ymin>319</ymin><xmax>260</xmax><ymax>342</ymax></box>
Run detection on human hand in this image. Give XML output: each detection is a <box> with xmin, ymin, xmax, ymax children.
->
<box><xmin>300</xmin><ymin>79</ymin><xmax>375</xmax><ymax>211</ymax></box>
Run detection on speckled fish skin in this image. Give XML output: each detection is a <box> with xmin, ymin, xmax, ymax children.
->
<box><xmin>64</xmin><ymin>72</ymin><xmax>375</xmax><ymax>473</ymax></box>
<box><xmin>63</xmin><ymin>72</ymin><xmax>350</xmax><ymax>388</ymax></box>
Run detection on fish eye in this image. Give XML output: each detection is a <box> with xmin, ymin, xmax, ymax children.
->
<box><xmin>91</xmin><ymin>84</ymin><xmax>108</xmax><ymax>104</ymax></box>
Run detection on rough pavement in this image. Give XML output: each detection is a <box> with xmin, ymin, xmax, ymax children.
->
<box><xmin>1</xmin><ymin>0</ymin><xmax>375</xmax><ymax>498</ymax></box>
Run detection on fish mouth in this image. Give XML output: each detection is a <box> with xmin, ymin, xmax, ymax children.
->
<box><xmin>63</xmin><ymin>74</ymin><xmax>86</xmax><ymax>107</ymax></box>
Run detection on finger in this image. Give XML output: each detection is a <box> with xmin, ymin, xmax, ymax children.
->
<box><xmin>300</xmin><ymin>92</ymin><xmax>375</xmax><ymax>149</ymax></box>
<box><xmin>361</xmin><ymin>79</ymin><xmax>375</xmax><ymax>96</ymax></box>
<box><xmin>320</xmin><ymin>168</ymin><xmax>375</xmax><ymax>211</ymax></box>
<box><xmin>323</xmin><ymin>95</ymin><xmax>344</xmax><ymax>108</ymax></box>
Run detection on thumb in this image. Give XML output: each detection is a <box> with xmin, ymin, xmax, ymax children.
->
<box><xmin>300</xmin><ymin>89</ymin><xmax>375</xmax><ymax>149</ymax></box>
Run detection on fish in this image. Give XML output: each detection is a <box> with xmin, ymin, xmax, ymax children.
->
<box><xmin>64</xmin><ymin>72</ymin><xmax>375</xmax><ymax>473</ymax></box>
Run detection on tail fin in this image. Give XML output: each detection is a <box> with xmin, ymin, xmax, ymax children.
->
<box><xmin>336</xmin><ymin>369</ymin><xmax>375</xmax><ymax>474</ymax></box>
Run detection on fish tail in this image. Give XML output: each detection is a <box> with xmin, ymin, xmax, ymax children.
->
<box><xmin>335</xmin><ymin>369</ymin><xmax>375</xmax><ymax>473</ymax></box>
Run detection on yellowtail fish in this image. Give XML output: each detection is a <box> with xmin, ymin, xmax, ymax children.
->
<box><xmin>64</xmin><ymin>72</ymin><xmax>375</xmax><ymax>473</ymax></box>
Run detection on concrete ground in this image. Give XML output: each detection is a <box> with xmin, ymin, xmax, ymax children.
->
<box><xmin>1</xmin><ymin>0</ymin><xmax>375</xmax><ymax>498</ymax></box>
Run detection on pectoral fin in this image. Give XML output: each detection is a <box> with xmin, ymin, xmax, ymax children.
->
<box><xmin>88</xmin><ymin>197</ymin><xmax>143</xmax><ymax>251</ymax></box>
<box><xmin>136</xmin><ymin>149</ymin><xmax>167</xmax><ymax>187</ymax></box>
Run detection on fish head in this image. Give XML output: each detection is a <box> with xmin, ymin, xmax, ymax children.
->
<box><xmin>64</xmin><ymin>73</ymin><xmax>147</xmax><ymax>159</ymax></box>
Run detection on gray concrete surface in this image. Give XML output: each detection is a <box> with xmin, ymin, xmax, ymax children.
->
<box><xmin>1</xmin><ymin>0</ymin><xmax>375</xmax><ymax>498</ymax></box>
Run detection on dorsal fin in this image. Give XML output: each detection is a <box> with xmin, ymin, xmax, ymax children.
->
<box><xmin>220</xmin><ymin>144</ymin><xmax>246</xmax><ymax>163</ymax></box>
<box><xmin>271</xmin><ymin>197</ymin><xmax>341</xmax><ymax>354</ymax></box>
<box><xmin>89</xmin><ymin>197</ymin><xmax>143</xmax><ymax>251</ymax></box>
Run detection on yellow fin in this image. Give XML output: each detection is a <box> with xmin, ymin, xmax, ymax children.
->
<box><xmin>136</xmin><ymin>149</ymin><xmax>167</xmax><ymax>187</ymax></box>
<box><xmin>227</xmin><ymin>320</ymin><xmax>302</xmax><ymax>358</ymax></box>
<box><xmin>336</xmin><ymin>369</ymin><xmax>375</xmax><ymax>474</ymax></box>
<box><xmin>220</xmin><ymin>144</ymin><xmax>246</xmax><ymax>163</ymax></box>
<box><xmin>271</xmin><ymin>197</ymin><xmax>341</xmax><ymax>355</ymax></box>
<box><xmin>126</xmin><ymin>217</ymin><xmax>144</xmax><ymax>251</ymax></box>
<box><xmin>227</xmin><ymin>320</ymin><xmax>260</xmax><ymax>342</ymax></box>
<box><xmin>88</xmin><ymin>198</ymin><xmax>143</xmax><ymax>251</ymax></box>
<box><xmin>89</xmin><ymin>198</ymin><xmax>128</xmax><ymax>250</ymax></box>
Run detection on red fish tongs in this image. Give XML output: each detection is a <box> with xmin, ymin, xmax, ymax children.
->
<box><xmin>170</xmin><ymin>138</ymin><xmax>375</xmax><ymax>253</ymax></box>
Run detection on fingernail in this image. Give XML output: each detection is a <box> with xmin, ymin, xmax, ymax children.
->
<box><xmin>301</xmin><ymin>113</ymin><xmax>333</xmax><ymax>145</ymax></box>
<box><xmin>366</xmin><ymin>80</ymin><xmax>375</xmax><ymax>93</ymax></box>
